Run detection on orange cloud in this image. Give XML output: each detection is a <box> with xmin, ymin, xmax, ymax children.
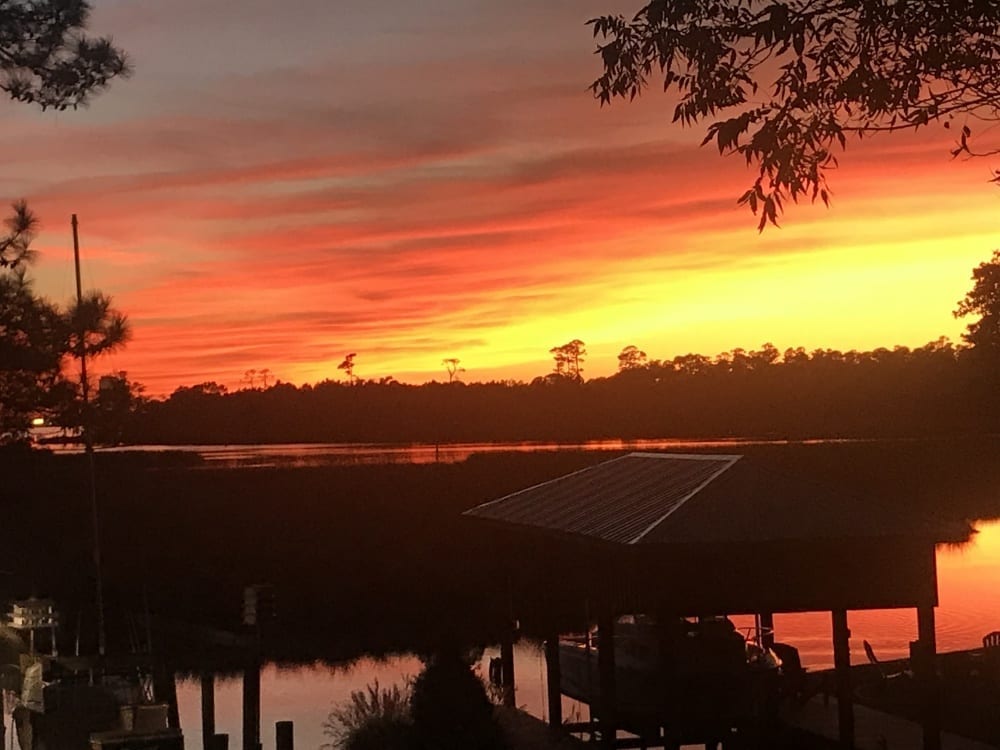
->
<box><xmin>3</xmin><ymin>1</ymin><xmax>997</xmax><ymax>396</ymax></box>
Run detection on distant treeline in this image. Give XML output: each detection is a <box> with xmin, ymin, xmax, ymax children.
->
<box><xmin>120</xmin><ymin>339</ymin><xmax>999</xmax><ymax>444</ymax></box>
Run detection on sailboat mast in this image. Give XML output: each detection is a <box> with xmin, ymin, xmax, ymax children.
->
<box><xmin>72</xmin><ymin>214</ymin><xmax>106</xmax><ymax>658</ymax></box>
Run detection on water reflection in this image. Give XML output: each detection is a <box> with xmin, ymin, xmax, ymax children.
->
<box><xmin>177</xmin><ymin>657</ymin><xmax>423</xmax><ymax>750</ymax></box>
<box><xmin>176</xmin><ymin>521</ymin><xmax>1000</xmax><ymax>749</ymax></box>
<box><xmin>69</xmin><ymin>437</ymin><xmax>879</xmax><ymax>468</ymax></box>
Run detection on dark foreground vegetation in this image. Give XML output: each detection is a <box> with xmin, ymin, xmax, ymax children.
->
<box><xmin>3</xmin><ymin>439</ymin><xmax>999</xmax><ymax>667</ymax></box>
<box><xmin>112</xmin><ymin>339</ymin><xmax>999</xmax><ymax>445</ymax></box>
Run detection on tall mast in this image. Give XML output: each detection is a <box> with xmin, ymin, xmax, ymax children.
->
<box><xmin>72</xmin><ymin>214</ymin><xmax>106</xmax><ymax>657</ymax></box>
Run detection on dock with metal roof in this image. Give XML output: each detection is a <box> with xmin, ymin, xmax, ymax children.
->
<box><xmin>464</xmin><ymin>451</ymin><xmax>957</xmax><ymax>750</ymax></box>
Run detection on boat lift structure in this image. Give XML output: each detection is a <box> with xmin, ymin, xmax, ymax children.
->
<box><xmin>464</xmin><ymin>451</ymin><xmax>961</xmax><ymax>750</ymax></box>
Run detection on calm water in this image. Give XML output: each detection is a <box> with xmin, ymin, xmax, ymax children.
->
<box><xmin>70</xmin><ymin>437</ymin><xmax>877</xmax><ymax>467</ymax></box>
<box><xmin>176</xmin><ymin>519</ymin><xmax>1000</xmax><ymax>750</ymax></box>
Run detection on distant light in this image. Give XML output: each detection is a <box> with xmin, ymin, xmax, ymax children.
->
<box><xmin>31</xmin><ymin>418</ymin><xmax>45</xmax><ymax>427</ymax></box>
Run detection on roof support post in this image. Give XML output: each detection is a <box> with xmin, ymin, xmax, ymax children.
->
<box><xmin>243</xmin><ymin>655</ymin><xmax>261</xmax><ymax>750</ymax></box>
<box><xmin>201</xmin><ymin>671</ymin><xmax>216</xmax><ymax>750</ymax></box>
<box><xmin>545</xmin><ymin>633</ymin><xmax>563</xmax><ymax>728</ymax></box>
<box><xmin>598</xmin><ymin>612</ymin><xmax>617</xmax><ymax>749</ymax></box>
<box><xmin>831</xmin><ymin>609</ymin><xmax>854</xmax><ymax>749</ymax></box>
<box><xmin>915</xmin><ymin>604</ymin><xmax>941</xmax><ymax>750</ymax></box>
<box><xmin>760</xmin><ymin>611</ymin><xmax>775</xmax><ymax>650</ymax></box>
<box><xmin>500</xmin><ymin>625</ymin><xmax>516</xmax><ymax>708</ymax></box>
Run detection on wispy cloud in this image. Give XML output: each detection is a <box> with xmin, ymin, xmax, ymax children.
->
<box><xmin>4</xmin><ymin>0</ymin><xmax>998</xmax><ymax>395</ymax></box>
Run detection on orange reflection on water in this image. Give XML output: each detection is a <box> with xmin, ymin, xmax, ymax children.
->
<box><xmin>935</xmin><ymin>519</ymin><xmax>1000</xmax><ymax>653</ymax></box>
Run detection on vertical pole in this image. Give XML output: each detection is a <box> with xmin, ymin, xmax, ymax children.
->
<box><xmin>165</xmin><ymin>670</ymin><xmax>181</xmax><ymax>729</ymax></box>
<box><xmin>72</xmin><ymin>214</ymin><xmax>106</xmax><ymax>659</ymax></box>
<box><xmin>760</xmin><ymin>612</ymin><xmax>775</xmax><ymax>650</ymax></box>
<box><xmin>545</xmin><ymin>634</ymin><xmax>562</xmax><ymax>728</ymax></box>
<box><xmin>242</xmin><ymin>658</ymin><xmax>261</xmax><ymax>750</ymax></box>
<box><xmin>597</xmin><ymin>613</ymin><xmax>617</xmax><ymax>749</ymax></box>
<box><xmin>831</xmin><ymin>609</ymin><xmax>854</xmax><ymax>749</ymax></box>
<box><xmin>201</xmin><ymin>672</ymin><xmax>216</xmax><ymax>750</ymax></box>
<box><xmin>276</xmin><ymin>721</ymin><xmax>294</xmax><ymax>750</ymax></box>
<box><xmin>500</xmin><ymin>627</ymin><xmax>516</xmax><ymax>708</ymax></box>
<box><xmin>916</xmin><ymin>605</ymin><xmax>941</xmax><ymax>750</ymax></box>
<box><xmin>211</xmin><ymin>735</ymin><xmax>229</xmax><ymax>750</ymax></box>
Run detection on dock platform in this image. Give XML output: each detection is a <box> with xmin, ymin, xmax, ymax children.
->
<box><xmin>784</xmin><ymin>696</ymin><xmax>996</xmax><ymax>750</ymax></box>
<box><xmin>495</xmin><ymin>708</ymin><xmax>587</xmax><ymax>750</ymax></box>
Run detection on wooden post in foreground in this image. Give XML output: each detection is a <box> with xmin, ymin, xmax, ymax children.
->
<box><xmin>597</xmin><ymin>613</ymin><xmax>617</xmax><ymax>750</ymax></box>
<box><xmin>916</xmin><ymin>605</ymin><xmax>941</xmax><ymax>750</ymax></box>
<box><xmin>500</xmin><ymin>626</ymin><xmax>516</xmax><ymax>708</ymax></box>
<box><xmin>276</xmin><ymin>720</ymin><xmax>294</xmax><ymax>750</ymax></box>
<box><xmin>242</xmin><ymin>658</ymin><xmax>261</xmax><ymax>750</ymax></box>
<box><xmin>545</xmin><ymin>634</ymin><xmax>562</xmax><ymax>728</ymax></box>
<box><xmin>760</xmin><ymin>611</ymin><xmax>775</xmax><ymax>650</ymax></box>
<box><xmin>201</xmin><ymin>672</ymin><xmax>215</xmax><ymax>750</ymax></box>
<box><xmin>831</xmin><ymin>609</ymin><xmax>854</xmax><ymax>749</ymax></box>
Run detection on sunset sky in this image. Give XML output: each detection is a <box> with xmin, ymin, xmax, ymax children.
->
<box><xmin>4</xmin><ymin>0</ymin><xmax>999</xmax><ymax>395</ymax></box>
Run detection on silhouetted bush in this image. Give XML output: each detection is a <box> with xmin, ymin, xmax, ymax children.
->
<box><xmin>410</xmin><ymin>650</ymin><xmax>505</xmax><ymax>750</ymax></box>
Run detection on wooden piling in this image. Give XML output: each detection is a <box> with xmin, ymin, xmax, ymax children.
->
<box><xmin>916</xmin><ymin>604</ymin><xmax>941</xmax><ymax>750</ymax></box>
<box><xmin>210</xmin><ymin>734</ymin><xmax>229</xmax><ymax>750</ymax></box>
<box><xmin>242</xmin><ymin>658</ymin><xmax>261</xmax><ymax>750</ymax></box>
<box><xmin>500</xmin><ymin>627</ymin><xmax>516</xmax><ymax>708</ymax></box>
<box><xmin>153</xmin><ymin>667</ymin><xmax>181</xmax><ymax>729</ymax></box>
<box><xmin>544</xmin><ymin>634</ymin><xmax>562</xmax><ymax>728</ymax></box>
<box><xmin>831</xmin><ymin>609</ymin><xmax>854</xmax><ymax>749</ymax></box>
<box><xmin>201</xmin><ymin>672</ymin><xmax>215</xmax><ymax>750</ymax></box>
<box><xmin>760</xmin><ymin>611</ymin><xmax>775</xmax><ymax>650</ymax></box>
<box><xmin>276</xmin><ymin>720</ymin><xmax>294</xmax><ymax>750</ymax></box>
<box><xmin>597</xmin><ymin>613</ymin><xmax>617</xmax><ymax>750</ymax></box>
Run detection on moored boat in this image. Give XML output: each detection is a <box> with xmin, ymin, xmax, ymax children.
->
<box><xmin>559</xmin><ymin>614</ymin><xmax>789</xmax><ymax>740</ymax></box>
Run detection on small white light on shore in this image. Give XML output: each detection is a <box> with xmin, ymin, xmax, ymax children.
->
<box><xmin>31</xmin><ymin>417</ymin><xmax>45</xmax><ymax>426</ymax></box>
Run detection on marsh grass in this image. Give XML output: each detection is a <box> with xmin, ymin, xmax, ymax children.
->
<box><xmin>322</xmin><ymin>679</ymin><xmax>413</xmax><ymax>750</ymax></box>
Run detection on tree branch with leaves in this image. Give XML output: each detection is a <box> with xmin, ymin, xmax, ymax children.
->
<box><xmin>0</xmin><ymin>0</ymin><xmax>130</xmax><ymax>110</ymax></box>
<box><xmin>590</xmin><ymin>0</ymin><xmax>1000</xmax><ymax>229</ymax></box>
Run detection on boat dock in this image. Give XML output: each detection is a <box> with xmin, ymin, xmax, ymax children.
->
<box><xmin>496</xmin><ymin>707</ymin><xmax>587</xmax><ymax>750</ymax></box>
<box><xmin>784</xmin><ymin>695</ymin><xmax>996</xmax><ymax>750</ymax></box>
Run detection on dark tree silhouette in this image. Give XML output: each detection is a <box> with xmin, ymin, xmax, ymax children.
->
<box><xmin>0</xmin><ymin>203</ymin><xmax>131</xmax><ymax>442</ymax></box>
<box><xmin>955</xmin><ymin>249</ymin><xmax>1000</xmax><ymax>359</ymax></box>
<box><xmin>590</xmin><ymin>1</ymin><xmax>1000</xmax><ymax>229</ymax></box>
<box><xmin>62</xmin><ymin>289</ymin><xmax>130</xmax><ymax>442</ymax></box>
<box><xmin>0</xmin><ymin>203</ymin><xmax>61</xmax><ymax>440</ymax></box>
<box><xmin>338</xmin><ymin>352</ymin><xmax>357</xmax><ymax>384</ymax></box>
<box><xmin>442</xmin><ymin>357</ymin><xmax>465</xmax><ymax>383</ymax></box>
<box><xmin>66</xmin><ymin>290</ymin><xmax>129</xmax><ymax>361</ymax></box>
<box><xmin>0</xmin><ymin>0</ymin><xmax>130</xmax><ymax>110</ymax></box>
<box><xmin>87</xmin><ymin>371</ymin><xmax>145</xmax><ymax>445</ymax></box>
<box><xmin>618</xmin><ymin>344</ymin><xmax>648</xmax><ymax>371</ymax></box>
<box><xmin>122</xmin><ymin>336</ymin><xmax>999</xmax><ymax>445</ymax></box>
<box><xmin>0</xmin><ymin>269</ymin><xmax>64</xmax><ymax>439</ymax></box>
<box><xmin>550</xmin><ymin>339</ymin><xmax>587</xmax><ymax>381</ymax></box>
<box><xmin>0</xmin><ymin>201</ymin><xmax>37</xmax><ymax>268</ymax></box>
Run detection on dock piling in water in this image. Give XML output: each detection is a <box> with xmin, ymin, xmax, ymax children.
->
<box><xmin>276</xmin><ymin>720</ymin><xmax>294</xmax><ymax>750</ymax></box>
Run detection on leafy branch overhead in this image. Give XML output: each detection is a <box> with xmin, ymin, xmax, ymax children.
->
<box><xmin>590</xmin><ymin>1</ymin><xmax>1000</xmax><ymax>230</ymax></box>
<box><xmin>0</xmin><ymin>0</ymin><xmax>130</xmax><ymax>110</ymax></box>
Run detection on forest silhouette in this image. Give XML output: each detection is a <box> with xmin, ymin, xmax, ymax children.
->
<box><xmin>109</xmin><ymin>336</ymin><xmax>997</xmax><ymax>446</ymax></box>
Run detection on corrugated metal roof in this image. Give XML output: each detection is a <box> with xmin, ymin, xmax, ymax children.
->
<box><xmin>463</xmin><ymin>453</ymin><xmax>740</xmax><ymax>544</ymax></box>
